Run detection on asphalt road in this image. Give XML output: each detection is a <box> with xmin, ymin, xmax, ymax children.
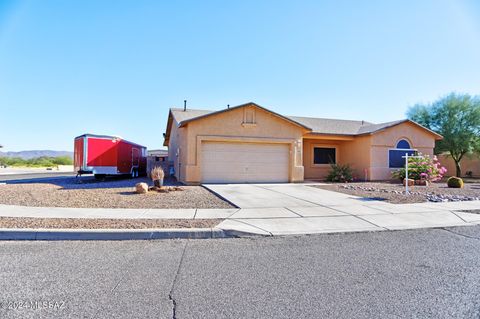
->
<box><xmin>0</xmin><ymin>172</ymin><xmax>75</xmax><ymax>183</ymax></box>
<box><xmin>1</xmin><ymin>226</ymin><xmax>480</xmax><ymax>318</ymax></box>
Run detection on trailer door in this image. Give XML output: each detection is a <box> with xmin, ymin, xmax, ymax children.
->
<box><xmin>132</xmin><ymin>148</ymin><xmax>140</xmax><ymax>167</ymax></box>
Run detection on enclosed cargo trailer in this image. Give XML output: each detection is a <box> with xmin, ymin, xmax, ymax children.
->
<box><xmin>74</xmin><ymin>134</ymin><xmax>147</xmax><ymax>178</ymax></box>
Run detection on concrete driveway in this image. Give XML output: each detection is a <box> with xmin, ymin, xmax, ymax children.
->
<box><xmin>204</xmin><ymin>183</ymin><xmax>362</xmax><ymax>208</ymax></box>
<box><xmin>203</xmin><ymin>183</ymin><xmax>480</xmax><ymax>235</ymax></box>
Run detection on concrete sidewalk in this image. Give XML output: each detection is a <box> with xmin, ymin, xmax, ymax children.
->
<box><xmin>0</xmin><ymin>200</ymin><xmax>479</xmax><ymax>237</ymax></box>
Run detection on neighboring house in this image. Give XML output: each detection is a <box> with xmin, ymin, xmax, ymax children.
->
<box><xmin>147</xmin><ymin>149</ymin><xmax>169</xmax><ymax>161</ymax></box>
<box><xmin>163</xmin><ymin>102</ymin><xmax>442</xmax><ymax>184</ymax></box>
<box><xmin>146</xmin><ymin>149</ymin><xmax>171</xmax><ymax>177</ymax></box>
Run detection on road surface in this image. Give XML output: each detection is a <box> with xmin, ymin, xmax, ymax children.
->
<box><xmin>1</xmin><ymin>226</ymin><xmax>480</xmax><ymax>318</ymax></box>
<box><xmin>0</xmin><ymin>172</ymin><xmax>76</xmax><ymax>182</ymax></box>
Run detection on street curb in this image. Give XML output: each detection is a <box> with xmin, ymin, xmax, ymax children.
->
<box><xmin>0</xmin><ymin>227</ymin><xmax>266</xmax><ymax>241</ymax></box>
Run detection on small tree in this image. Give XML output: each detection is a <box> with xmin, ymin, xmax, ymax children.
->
<box><xmin>407</xmin><ymin>93</ymin><xmax>480</xmax><ymax>177</ymax></box>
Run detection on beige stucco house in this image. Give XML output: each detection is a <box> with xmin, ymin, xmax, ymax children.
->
<box><xmin>163</xmin><ymin>102</ymin><xmax>442</xmax><ymax>184</ymax></box>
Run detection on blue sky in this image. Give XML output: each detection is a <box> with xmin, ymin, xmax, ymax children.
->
<box><xmin>1</xmin><ymin>0</ymin><xmax>479</xmax><ymax>151</ymax></box>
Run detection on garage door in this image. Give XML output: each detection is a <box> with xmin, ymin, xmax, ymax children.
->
<box><xmin>201</xmin><ymin>142</ymin><xmax>289</xmax><ymax>183</ymax></box>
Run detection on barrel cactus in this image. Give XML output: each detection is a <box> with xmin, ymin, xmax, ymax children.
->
<box><xmin>447</xmin><ymin>176</ymin><xmax>464</xmax><ymax>188</ymax></box>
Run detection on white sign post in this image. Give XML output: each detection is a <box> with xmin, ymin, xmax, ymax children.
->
<box><xmin>404</xmin><ymin>153</ymin><xmax>409</xmax><ymax>194</ymax></box>
<box><xmin>402</xmin><ymin>152</ymin><xmax>421</xmax><ymax>195</ymax></box>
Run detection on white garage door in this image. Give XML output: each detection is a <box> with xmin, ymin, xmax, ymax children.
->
<box><xmin>201</xmin><ymin>142</ymin><xmax>289</xmax><ymax>183</ymax></box>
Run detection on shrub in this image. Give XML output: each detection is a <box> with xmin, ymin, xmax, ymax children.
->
<box><xmin>326</xmin><ymin>164</ymin><xmax>353</xmax><ymax>183</ymax></box>
<box><xmin>0</xmin><ymin>156</ymin><xmax>73</xmax><ymax>167</ymax></box>
<box><xmin>150</xmin><ymin>166</ymin><xmax>165</xmax><ymax>187</ymax></box>
<box><xmin>391</xmin><ymin>154</ymin><xmax>447</xmax><ymax>182</ymax></box>
<box><xmin>447</xmin><ymin>176</ymin><xmax>464</xmax><ymax>188</ymax></box>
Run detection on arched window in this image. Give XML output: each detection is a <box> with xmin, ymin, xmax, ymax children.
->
<box><xmin>389</xmin><ymin>139</ymin><xmax>415</xmax><ymax>168</ymax></box>
<box><xmin>396</xmin><ymin>139</ymin><xmax>411</xmax><ymax>149</ymax></box>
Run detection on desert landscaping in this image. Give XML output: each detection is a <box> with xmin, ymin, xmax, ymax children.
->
<box><xmin>315</xmin><ymin>180</ymin><xmax>480</xmax><ymax>204</ymax></box>
<box><xmin>0</xmin><ymin>176</ymin><xmax>234</xmax><ymax>209</ymax></box>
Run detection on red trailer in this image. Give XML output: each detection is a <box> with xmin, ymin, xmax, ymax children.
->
<box><xmin>74</xmin><ymin>134</ymin><xmax>147</xmax><ymax>178</ymax></box>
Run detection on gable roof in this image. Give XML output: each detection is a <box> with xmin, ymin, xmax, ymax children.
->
<box><xmin>357</xmin><ymin>119</ymin><xmax>443</xmax><ymax>139</ymax></box>
<box><xmin>287</xmin><ymin>116</ymin><xmax>373</xmax><ymax>136</ymax></box>
<box><xmin>170</xmin><ymin>108</ymin><xmax>212</xmax><ymax>124</ymax></box>
<box><xmin>164</xmin><ymin>103</ymin><xmax>443</xmax><ymax>142</ymax></box>
<box><xmin>172</xmin><ymin>102</ymin><xmax>311</xmax><ymax>130</ymax></box>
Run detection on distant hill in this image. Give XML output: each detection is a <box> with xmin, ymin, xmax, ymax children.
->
<box><xmin>0</xmin><ymin>150</ymin><xmax>73</xmax><ymax>159</ymax></box>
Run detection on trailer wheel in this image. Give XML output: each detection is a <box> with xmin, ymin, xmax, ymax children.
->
<box><xmin>94</xmin><ymin>174</ymin><xmax>106</xmax><ymax>181</ymax></box>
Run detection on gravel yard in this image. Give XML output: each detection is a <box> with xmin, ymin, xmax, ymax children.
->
<box><xmin>0</xmin><ymin>217</ymin><xmax>221</xmax><ymax>229</ymax></box>
<box><xmin>313</xmin><ymin>182</ymin><xmax>480</xmax><ymax>204</ymax></box>
<box><xmin>0</xmin><ymin>176</ymin><xmax>234</xmax><ymax>209</ymax></box>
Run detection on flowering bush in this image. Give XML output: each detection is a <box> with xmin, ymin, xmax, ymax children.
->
<box><xmin>392</xmin><ymin>154</ymin><xmax>447</xmax><ymax>182</ymax></box>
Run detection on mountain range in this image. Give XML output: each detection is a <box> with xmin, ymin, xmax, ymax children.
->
<box><xmin>0</xmin><ymin>150</ymin><xmax>73</xmax><ymax>159</ymax></box>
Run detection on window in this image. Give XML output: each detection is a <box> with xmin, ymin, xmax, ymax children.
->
<box><xmin>396</xmin><ymin>139</ymin><xmax>411</xmax><ymax>149</ymax></box>
<box><xmin>313</xmin><ymin>147</ymin><xmax>336</xmax><ymax>165</ymax></box>
<box><xmin>389</xmin><ymin>139</ymin><xmax>415</xmax><ymax>168</ymax></box>
<box><xmin>243</xmin><ymin>108</ymin><xmax>256</xmax><ymax>124</ymax></box>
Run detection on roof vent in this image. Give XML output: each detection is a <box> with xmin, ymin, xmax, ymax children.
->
<box><xmin>361</xmin><ymin>120</ymin><xmax>364</xmax><ymax>125</ymax></box>
<box><xmin>227</xmin><ymin>104</ymin><xmax>230</xmax><ymax>109</ymax></box>
<box><xmin>184</xmin><ymin>100</ymin><xmax>187</xmax><ymax>111</ymax></box>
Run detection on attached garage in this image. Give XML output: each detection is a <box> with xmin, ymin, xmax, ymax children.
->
<box><xmin>201</xmin><ymin>142</ymin><xmax>289</xmax><ymax>183</ymax></box>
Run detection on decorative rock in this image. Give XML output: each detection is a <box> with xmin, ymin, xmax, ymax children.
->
<box><xmin>415</xmin><ymin>180</ymin><xmax>430</xmax><ymax>186</ymax></box>
<box><xmin>135</xmin><ymin>182</ymin><xmax>149</xmax><ymax>194</ymax></box>
<box><xmin>403</xmin><ymin>178</ymin><xmax>415</xmax><ymax>187</ymax></box>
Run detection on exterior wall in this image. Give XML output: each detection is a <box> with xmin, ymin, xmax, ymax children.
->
<box><xmin>167</xmin><ymin>118</ymin><xmax>189</xmax><ymax>181</ymax></box>
<box><xmin>167</xmin><ymin>119</ymin><xmax>179</xmax><ymax>177</ymax></box>
<box><xmin>438</xmin><ymin>153</ymin><xmax>480</xmax><ymax>177</ymax></box>
<box><xmin>341</xmin><ymin>135</ymin><xmax>372</xmax><ymax>181</ymax></box>
<box><xmin>369</xmin><ymin>122</ymin><xmax>436</xmax><ymax>180</ymax></box>
<box><xmin>179</xmin><ymin>106</ymin><xmax>306</xmax><ymax>184</ymax></box>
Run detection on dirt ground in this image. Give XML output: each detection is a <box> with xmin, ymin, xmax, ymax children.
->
<box><xmin>0</xmin><ymin>217</ymin><xmax>221</xmax><ymax>229</ymax></box>
<box><xmin>313</xmin><ymin>181</ymin><xmax>480</xmax><ymax>204</ymax></box>
<box><xmin>0</xmin><ymin>176</ymin><xmax>234</xmax><ymax>209</ymax></box>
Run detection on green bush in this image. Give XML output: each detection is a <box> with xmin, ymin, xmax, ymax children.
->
<box><xmin>0</xmin><ymin>156</ymin><xmax>73</xmax><ymax>168</ymax></box>
<box><xmin>326</xmin><ymin>164</ymin><xmax>353</xmax><ymax>183</ymax></box>
<box><xmin>447</xmin><ymin>176</ymin><xmax>464</xmax><ymax>188</ymax></box>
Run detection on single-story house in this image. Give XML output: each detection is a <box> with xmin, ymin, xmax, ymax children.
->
<box><xmin>163</xmin><ymin>102</ymin><xmax>442</xmax><ymax>184</ymax></box>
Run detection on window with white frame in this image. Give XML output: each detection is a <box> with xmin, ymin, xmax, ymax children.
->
<box><xmin>389</xmin><ymin>139</ymin><xmax>415</xmax><ymax>168</ymax></box>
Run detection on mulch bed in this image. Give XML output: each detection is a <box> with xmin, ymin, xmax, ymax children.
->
<box><xmin>0</xmin><ymin>217</ymin><xmax>222</xmax><ymax>229</ymax></box>
<box><xmin>313</xmin><ymin>182</ymin><xmax>480</xmax><ymax>204</ymax></box>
